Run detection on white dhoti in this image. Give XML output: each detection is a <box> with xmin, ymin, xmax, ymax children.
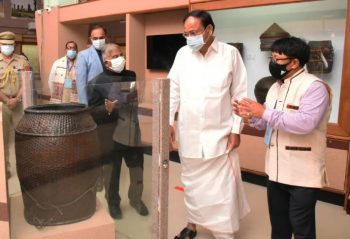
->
<box><xmin>180</xmin><ymin>150</ymin><xmax>250</xmax><ymax>236</ymax></box>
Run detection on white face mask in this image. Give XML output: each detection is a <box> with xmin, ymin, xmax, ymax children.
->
<box><xmin>109</xmin><ymin>56</ymin><xmax>126</xmax><ymax>73</ymax></box>
<box><xmin>186</xmin><ymin>34</ymin><xmax>205</xmax><ymax>51</ymax></box>
<box><xmin>1</xmin><ymin>44</ymin><xmax>15</xmax><ymax>56</ymax></box>
<box><xmin>92</xmin><ymin>38</ymin><xmax>106</xmax><ymax>50</ymax></box>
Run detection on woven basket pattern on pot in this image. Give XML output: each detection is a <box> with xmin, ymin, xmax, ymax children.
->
<box><xmin>15</xmin><ymin>104</ymin><xmax>102</xmax><ymax>227</ymax></box>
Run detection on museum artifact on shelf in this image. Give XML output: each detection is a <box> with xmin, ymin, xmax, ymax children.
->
<box><xmin>306</xmin><ymin>40</ymin><xmax>334</xmax><ymax>74</ymax></box>
<box><xmin>259</xmin><ymin>23</ymin><xmax>290</xmax><ymax>51</ymax></box>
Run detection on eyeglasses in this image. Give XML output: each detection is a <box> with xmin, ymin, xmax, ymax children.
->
<box><xmin>269</xmin><ymin>57</ymin><xmax>293</xmax><ymax>63</ymax></box>
<box><xmin>182</xmin><ymin>28</ymin><xmax>206</xmax><ymax>38</ymax></box>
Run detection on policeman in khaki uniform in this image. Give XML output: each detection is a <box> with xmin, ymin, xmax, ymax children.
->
<box><xmin>0</xmin><ymin>31</ymin><xmax>30</xmax><ymax>178</ymax></box>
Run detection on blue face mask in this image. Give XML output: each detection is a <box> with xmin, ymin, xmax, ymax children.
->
<box><xmin>186</xmin><ymin>34</ymin><xmax>205</xmax><ymax>51</ymax></box>
<box><xmin>1</xmin><ymin>44</ymin><xmax>14</xmax><ymax>56</ymax></box>
<box><xmin>66</xmin><ymin>49</ymin><xmax>77</xmax><ymax>59</ymax></box>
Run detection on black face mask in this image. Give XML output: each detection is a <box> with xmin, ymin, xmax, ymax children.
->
<box><xmin>269</xmin><ymin>60</ymin><xmax>291</xmax><ymax>79</ymax></box>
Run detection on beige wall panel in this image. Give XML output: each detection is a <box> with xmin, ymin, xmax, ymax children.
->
<box><xmin>35</xmin><ymin>8</ymin><xmax>61</xmax><ymax>96</ymax></box>
<box><xmin>238</xmin><ymin>134</ymin><xmax>266</xmax><ymax>174</ymax></box>
<box><xmin>0</xmin><ymin>222</ymin><xmax>10</xmax><ymax>239</ymax></box>
<box><xmin>59</xmin><ymin>0</ymin><xmax>188</xmax><ymax>23</ymax></box>
<box><xmin>325</xmin><ymin>148</ymin><xmax>348</xmax><ymax>191</ymax></box>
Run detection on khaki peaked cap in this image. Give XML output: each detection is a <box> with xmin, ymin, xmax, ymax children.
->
<box><xmin>0</xmin><ymin>31</ymin><xmax>16</xmax><ymax>44</ymax></box>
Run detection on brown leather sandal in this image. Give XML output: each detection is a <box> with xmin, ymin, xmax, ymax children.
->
<box><xmin>174</xmin><ymin>227</ymin><xmax>197</xmax><ymax>239</ymax></box>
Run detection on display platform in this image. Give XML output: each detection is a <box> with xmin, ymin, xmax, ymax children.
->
<box><xmin>10</xmin><ymin>195</ymin><xmax>115</xmax><ymax>239</ymax></box>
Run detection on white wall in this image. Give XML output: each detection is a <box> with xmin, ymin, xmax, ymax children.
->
<box><xmin>211</xmin><ymin>0</ymin><xmax>347</xmax><ymax>122</ymax></box>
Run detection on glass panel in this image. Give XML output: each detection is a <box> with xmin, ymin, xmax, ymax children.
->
<box><xmin>22</xmin><ymin>45</ymin><xmax>42</xmax><ymax>106</ymax></box>
<box><xmin>210</xmin><ymin>0</ymin><xmax>347</xmax><ymax>123</ymax></box>
<box><xmin>85</xmin><ymin>76</ymin><xmax>153</xmax><ymax>239</ymax></box>
<box><xmin>22</xmin><ymin>45</ymin><xmax>40</xmax><ymax>74</ymax></box>
<box><xmin>6</xmin><ymin>70</ymin><xmax>153</xmax><ymax>238</ymax></box>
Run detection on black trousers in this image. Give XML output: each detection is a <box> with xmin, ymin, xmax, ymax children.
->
<box><xmin>267</xmin><ymin>180</ymin><xmax>319</xmax><ymax>239</ymax></box>
<box><xmin>107</xmin><ymin>142</ymin><xmax>144</xmax><ymax>204</ymax></box>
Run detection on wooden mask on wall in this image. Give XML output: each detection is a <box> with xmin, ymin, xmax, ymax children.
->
<box><xmin>306</xmin><ymin>40</ymin><xmax>334</xmax><ymax>74</ymax></box>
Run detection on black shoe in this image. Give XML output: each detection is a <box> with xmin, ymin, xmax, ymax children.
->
<box><xmin>109</xmin><ymin>204</ymin><xmax>122</xmax><ymax>219</ymax></box>
<box><xmin>130</xmin><ymin>200</ymin><xmax>149</xmax><ymax>216</ymax></box>
<box><xmin>174</xmin><ymin>227</ymin><xmax>197</xmax><ymax>239</ymax></box>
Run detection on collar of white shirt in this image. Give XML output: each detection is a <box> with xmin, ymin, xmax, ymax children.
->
<box><xmin>210</xmin><ymin>37</ymin><xmax>219</xmax><ymax>53</ymax></box>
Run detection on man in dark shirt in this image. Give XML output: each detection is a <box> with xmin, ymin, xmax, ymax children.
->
<box><xmin>87</xmin><ymin>43</ymin><xmax>148</xmax><ymax>219</ymax></box>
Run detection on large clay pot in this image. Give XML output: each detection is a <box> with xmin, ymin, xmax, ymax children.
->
<box><xmin>15</xmin><ymin>104</ymin><xmax>101</xmax><ymax>227</ymax></box>
<box><xmin>254</xmin><ymin>76</ymin><xmax>277</xmax><ymax>104</ymax></box>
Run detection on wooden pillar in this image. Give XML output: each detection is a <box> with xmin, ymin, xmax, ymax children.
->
<box><xmin>0</xmin><ymin>103</ymin><xmax>10</xmax><ymax>239</ymax></box>
<box><xmin>151</xmin><ymin>78</ymin><xmax>170</xmax><ymax>239</ymax></box>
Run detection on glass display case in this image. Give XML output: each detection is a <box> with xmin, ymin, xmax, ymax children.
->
<box><xmin>2</xmin><ymin>71</ymin><xmax>166</xmax><ymax>239</ymax></box>
<box><xmin>210</xmin><ymin>0</ymin><xmax>347</xmax><ymax>123</ymax></box>
<box><xmin>2</xmin><ymin>1</ymin><xmax>350</xmax><ymax>239</ymax></box>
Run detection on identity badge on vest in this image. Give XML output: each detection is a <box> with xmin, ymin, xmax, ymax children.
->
<box><xmin>264</xmin><ymin>100</ymin><xmax>277</xmax><ymax>146</ymax></box>
<box><xmin>64</xmin><ymin>78</ymin><xmax>72</xmax><ymax>89</ymax></box>
<box><xmin>264</xmin><ymin>126</ymin><xmax>273</xmax><ymax>146</ymax></box>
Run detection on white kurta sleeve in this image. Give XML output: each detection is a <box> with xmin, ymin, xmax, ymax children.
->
<box><xmin>168</xmin><ymin>51</ymin><xmax>181</xmax><ymax>126</ymax></box>
<box><xmin>230</xmin><ymin>48</ymin><xmax>247</xmax><ymax>134</ymax></box>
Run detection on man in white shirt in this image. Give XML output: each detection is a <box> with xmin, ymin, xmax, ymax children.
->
<box><xmin>169</xmin><ymin>10</ymin><xmax>250</xmax><ymax>239</ymax></box>
<box><xmin>48</xmin><ymin>41</ymin><xmax>79</xmax><ymax>103</ymax></box>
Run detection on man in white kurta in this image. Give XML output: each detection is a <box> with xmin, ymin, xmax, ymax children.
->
<box><xmin>48</xmin><ymin>41</ymin><xmax>79</xmax><ymax>103</ymax></box>
<box><xmin>169</xmin><ymin>10</ymin><xmax>250</xmax><ymax>239</ymax></box>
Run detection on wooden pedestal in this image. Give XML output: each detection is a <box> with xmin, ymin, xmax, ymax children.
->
<box><xmin>10</xmin><ymin>195</ymin><xmax>115</xmax><ymax>239</ymax></box>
